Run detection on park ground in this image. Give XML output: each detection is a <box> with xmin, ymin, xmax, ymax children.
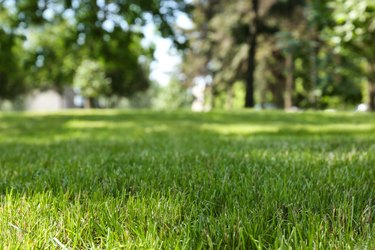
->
<box><xmin>0</xmin><ymin>110</ymin><xmax>374</xmax><ymax>249</ymax></box>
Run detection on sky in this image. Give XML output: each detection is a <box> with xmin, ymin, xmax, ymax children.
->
<box><xmin>144</xmin><ymin>13</ymin><xmax>193</xmax><ymax>86</ymax></box>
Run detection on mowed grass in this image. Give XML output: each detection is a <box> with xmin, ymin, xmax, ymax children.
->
<box><xmin>0</xmin><ymin>110</ymin><xmax>374</xmax><ymax>249</ymax></box>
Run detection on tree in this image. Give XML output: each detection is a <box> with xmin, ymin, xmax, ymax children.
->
<box><xmin>266</xmin><ymin>1</ymin><xmax>306</xmax><ymax>109</ymax></box>
<box><xmin>22</xmin><ymin>21</ymin><xmax>78</xmax><ymax>93</ymax></box>
<box><xmin>183</xmin><ymin>0</ymin><xmax>257</xmax><ymax>109</ymax></box>
<box><xmin>73</xmin><ymin>59</ymin><xmax>110</xmax><ymax>108</ymax></box>
<box><xmin>239</xmin><ymin>0</ymin><xmax>305</xmax><ymax>108</ymax></box>
<box><xmin>184</xmin><ymin>0</ymin><xmax>307</xmax><ymax>109</ymax></box>
<box><xmin>244</xmin><ymin>0</ymin><xmax>259</xmax><ymax>108</ymax></box>
<box><xmin>182</xmin><ymin>0</ymin><xmax>221</xmax><ymax>109</ymax></box>
<box><xmin>329</xmin><ymin>0</ymin><xmax>375</xmax><ymax>110</ymax></box>
<box><xmin>0</xmin><ymin>3</ymin><xmax>28</xmax><ymax>100</ymax></box>
<box><xmin>7</xmin><ymin>0</ymin><xmax>189</xmax><ymax>99</ymax></box>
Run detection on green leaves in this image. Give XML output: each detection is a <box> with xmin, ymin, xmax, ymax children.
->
<box><xmin>73</xmin><ymin>59</ymin><xmax>111</xmax><ymax>99</ymax></box>
<box><xmin>328</xmin><ymin>0</ymin><xmax>375</xmax><ymax>109</ymax></box>
<box><xmin>1</xmin><ymin>0</ymin><xmax>187</xmax><ymax>101</ymax></box>
<box><xmin>330</xmin><ymin>0</ymin><xmax>375</xmax><ymax>49</ymax></box>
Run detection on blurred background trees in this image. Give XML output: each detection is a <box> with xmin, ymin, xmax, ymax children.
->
<box><xmin>0</xmin><ymin>0</ymin><xmax>374</xmax><ymax>111</ymax></box>
<box><xmin>183</xmin><ymin>0</ymin><xmax>374</xmax><ymax>111</ymax></box>
<box><xmin>0</xmin><ymin>0</ymin><xmax>188</xmax><ymax>108</ymax></box>
<box><xmin>73</xmin><ymin>59</ymin><xmax>110</xmax><ymax>108</ymax></box>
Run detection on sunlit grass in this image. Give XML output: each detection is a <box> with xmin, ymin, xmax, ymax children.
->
<box><xmin>201</xmin><ymin>123</ymin><xmax>375</xmax><ymax>135</ymax></box>
<box><xmin>0</xmin><ymin>110</ymin><xmax>374</xmax><ymax>248</ymax></box>
<box><xmin>65</xmin><ymin>120</ymin><xmax>136</xmax><ymax>129</ymax></box>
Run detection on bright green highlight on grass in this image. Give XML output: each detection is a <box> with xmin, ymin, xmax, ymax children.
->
<box><xmin>0</xmin><ymin>110</ymin><xmax>374</xmax><ymax>249</ymax></box>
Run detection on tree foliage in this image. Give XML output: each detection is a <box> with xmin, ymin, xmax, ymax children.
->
<box><xmin>1</xmin><ymin>0</ymin><xmax>373</xmax><ymax>111</ymax></box>
<box><xmin>0</xmin><ymin>0</ymin><xmax>188</xmax><ymax>102</ymax></box>
<box><xmin>182</xmin><ymin>0</ymin><xmax>374</xmax><ymax>110</ymax></box>
<box><xmin>73</xmin><ymin>59</ymin><xmax>110</xmax><ymax>108</ymax></box>
<box><xmin>0</xmin><ymin>3</ymin><xmax>28</xmax><ymax>99</ymax></box>
<box><xmin>329</xmin><ymin>0</ymin><xmax>375</xmax><ymax>110</ymax></box>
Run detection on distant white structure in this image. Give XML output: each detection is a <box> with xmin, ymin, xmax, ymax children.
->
<box><xmin>191</xmin><ymin>85</ymin><xmax>205</xmax><ymax>112</ymax></box>
<box><xmin>355</xmin><ymin>103</ymin><xmax>369</xmax><ymax>112</ymax></box>
<box><xmin>191</xmin><ymin>76</ymin><xmax>211</xmax><ymax>112</ymax></box>
<box><xmin>25</xmin><ymin>87</ymin><xmax>76</xmax><ymax>111</ymax></box>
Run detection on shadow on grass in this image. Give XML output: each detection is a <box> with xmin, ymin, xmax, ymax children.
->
<box><xmin>1</xmin><ymin>110</ymin><xmax>375</xmax><ymax>140</ymax></box>
<box><xmin>0</xmin><ymin>110</ymin><xmax>374</xmax><ymax>197</ymax></box>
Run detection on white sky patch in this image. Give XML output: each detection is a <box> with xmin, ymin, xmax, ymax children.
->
<box><xmin>102</xmin><ymin>19</ymin><xmax>115</xmax><ymax>32</ymax></box>
<box><xmin>150</xmin><ymin>38</ymin><xmax>181</xmax><ymax>86</ymax></box>
<box><xmin>42</xmin><ymin>9</ymin><xmax>55</xmax><ymax>21</ymax></box>
<box><xmin>176</xmin><ymin>13</ymin><xmax>194</xmax><ymax>30</ymax></box>
<box><xmin>143</xmin><ymin>12</ymin><xmax>193</xmax><ymax>86</ymax></box>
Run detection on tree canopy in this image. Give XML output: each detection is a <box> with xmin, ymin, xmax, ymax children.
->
<box><xmin>0</xmin><ymin>0</ymin><xmax>188</xmax><ymax>101</ymax></box>
<box><xmin>0</xmin><ymin>0</ymin><xmax>374</xmax><ymax>111</ymax></box>
<box><xmin>182</xmin><ymin>0</ymin><xmax>375</xmax><ymax>110</ymax></box>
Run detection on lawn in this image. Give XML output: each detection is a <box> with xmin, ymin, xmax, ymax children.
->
<box><xmin>0</xmin><ymin>110</ymin><xmax>374</xmax><ymax>249</ymax></box>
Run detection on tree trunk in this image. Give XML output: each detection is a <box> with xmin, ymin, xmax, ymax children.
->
<box><xmin>284</xmin><ymin>53</ymin><xmax>294</xmax><ymax>110</ymax></box>
<box><xmin>309</xmin><ymin>43</ymin><xmax>318</xmax><ymax>108</ymax></box>
<box><xmin>226</xmin><ymin>84</ymin><xmax>234</xmax><ymax>110</ymax></box>
<box><xmin>210</xmin><ymin>84</ymin><xmax>217</xmax><ymax>110</ymax></box>
<box><xmin>369</xmin><ymin>84</ymin><xmax>375</xmax><ymax>111</ymax></box>
<box><xmin>369</xmin><ymin>61</ymin><xmax>375</xmax><ymax>111</ymax></box>
<box><xmin>269</xmin><ymin>50</ymin><xmax>286</xmax><ymax>108</ymax></box>
<box><xmin>84</xmin><ymin>97</ymin><xmax>96</xmax><ymax>109</ymax></box>
<box><xmin>111</xmin><ymin>96</ymin><xmax>120</xmax><ymax>108</ymax></box>
<box><xmin>84</xmin><ymin>98</ymin><xmax>91</xmax><ymax>109</ymax></box>
<box><xmin>245</xmin><ymin>0</ymin><xmax>259</xmax><ymax>108</ymax></box>
<box><xmin>90</xmin><ymin>98</ymin><xmax>96</xmax><ymax>108</ymax></box>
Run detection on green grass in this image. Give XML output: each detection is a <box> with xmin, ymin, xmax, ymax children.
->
<box><xmin>0</xmin><ymin>110</ymin><xmax>374</xmax><ymax>249</ymax></box>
